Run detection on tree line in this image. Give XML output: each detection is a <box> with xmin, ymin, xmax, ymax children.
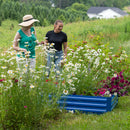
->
<box><xmin>51</xmin><ymin>0</ymin><xmax>130</xmax><ymax>9</ymax></box>
<box><xmin>0</xmin><ymin>0</ymin><xmax>130</xmax><ymax>26</ymax></box>
<box><xmin>17</xmin><ymin>0</ymin><xmax>130</xmax><ymax>9</ymax></box>
<box><xmin>0</xmin><ymin>0</ymin><xmax>88</xmax><ymax>26</ymax></box>
<box><xmin>16</xmin><ymin>0</ymin><xmax>130</xmax><ymax>9</ymax></box>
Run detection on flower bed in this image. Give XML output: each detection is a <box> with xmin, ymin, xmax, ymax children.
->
<box><xmin>51</xmin><ymin>94</ymin><xmax>118</xmax><ymax>114</ymax></box>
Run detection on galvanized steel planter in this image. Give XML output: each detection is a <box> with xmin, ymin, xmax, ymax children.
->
<box><xmin>56</xmin><ymin>95</ymin><xmax>118</xmax><ymax>114</ymax></box>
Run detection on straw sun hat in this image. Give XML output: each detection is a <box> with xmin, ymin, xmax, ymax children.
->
<box><xmin>19</xmin><ymin>15</ymin><xmax>39</xmax><ymax>27</ymax></box>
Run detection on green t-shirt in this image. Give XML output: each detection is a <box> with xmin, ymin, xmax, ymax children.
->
<box><xmin>17</xmin><ymin>27</ymin><xmax>37</xmax><ymax>58</ymax></box>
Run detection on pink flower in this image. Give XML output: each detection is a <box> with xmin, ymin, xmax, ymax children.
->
<box><xmin>24</xmin><ymin>106</ymin><xmax>27</xmax><ymax>108</ymax></box>
<box><xmin>54</xmin><ymin>82</ymin><xmax>58</xmax><ymax>85</ymax></box>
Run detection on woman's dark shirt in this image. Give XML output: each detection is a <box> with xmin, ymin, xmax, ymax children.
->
<box><xmin>46</xmin><ymin>30</ymin><xmax>67</xmax><ymax>51</ymax></box>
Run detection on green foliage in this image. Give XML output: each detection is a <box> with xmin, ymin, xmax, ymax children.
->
<box><xmin>125</xmin><ymin>21</ymin><xmax>130</xmax><ymax>33</ymax></box>
<box><xmin>0</xmin><ymin>17</ymin><xmax>2</xmax><ymax>26</ymax></box>
<box><xmin>42</xmin><ymin>18</ymin><xmax>50</xmax><ymax>27</ymax></box>
<box><xmin>0</xmin><ymin>0</ymin><xmax>88</xmax><ymax>26</ymax></box>
<box><xmin>51</xmin><ymin>0</ymin><xmax>130</xmax><ymax>9</ymax></box>
<box><xmin>0</xmin><ymin>48</ymin><xmax>63</xmax><ymax>129</ymax></box>
<box><xmin>71</xmin><ymin>2</ymin><xmax>88</xmax><ymax>12</ymax></box>
<box><xmin>58</xmin><ymin>15</ymin><xmax>66</xmax><ymax>22</ymax></box>
<box><xmin>62</xmin><ymin>39</ymin><xmax>129</xmax><ymax>96</ymax></box>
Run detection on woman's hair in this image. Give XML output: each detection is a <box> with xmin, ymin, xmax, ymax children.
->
<box><xmin>54</xmin><ymin>20</ymin><xmax>63</xmax><ymax>25</ymax></box>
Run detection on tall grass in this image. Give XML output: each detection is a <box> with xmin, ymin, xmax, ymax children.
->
<box><xmin>1</xmin><ymin>16</ymin><xmax>130</xmax><ymax>52</ymax></box>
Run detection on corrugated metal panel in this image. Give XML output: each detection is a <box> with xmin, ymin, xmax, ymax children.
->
<box><xmin>50</xmin><ymin>95</ymin><xmax>118</xmax><ymax>114</ymax></box>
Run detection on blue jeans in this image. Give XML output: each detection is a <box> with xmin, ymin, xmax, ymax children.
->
<box><xmin>46</xmin><ymin>50</ymin><xmax>64</xmax><ymax>78</ymax></box>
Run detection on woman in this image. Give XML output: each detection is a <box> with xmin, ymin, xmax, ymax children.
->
<box><xmin>13</xmin><ymin>14</ymin><xmax>40</xmax><ymax>73</ymax></box>
<box><xmin>45</xmin><ymin>20</ymin><xmax>67</xmax><ymax>78</ymax></box>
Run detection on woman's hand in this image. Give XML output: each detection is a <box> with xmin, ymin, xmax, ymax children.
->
<box><xmin>40</xmin><ymin>41</ymin><xmax>45</xmax><ymax>44</ymax></box>
<box><xmin>36</xmin><ymin>41</ymin><xmax>45</xmax><ymax>45</ymax></box>
<box><xmin>18</xmin><ymin>48</ymin><xmax>27</xmax><ymax>53</ymax></box>
<box><xmin>61</xmin><ymin>57</ymin><xmax>67</xmax><ymax>68</ymax></box>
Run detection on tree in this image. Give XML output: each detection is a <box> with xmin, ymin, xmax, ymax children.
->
<box><xmin>58</xmin><ymin>14</ymin><xmax>66</xmax><ymax>22</ymax></box>
<box><xmin>71</xmin><ymin>3</ymin><xmax>88</xmax><ymax>12</ymax></box>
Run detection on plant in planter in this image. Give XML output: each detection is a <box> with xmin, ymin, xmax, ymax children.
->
<box><xmin>53</xmin><ymin>42</ymin><xmax>130</xmax><ymax>114</ymax></box>
<box><xmin>61</xmin><ymin>40</ymin><xmax>129</xmax><ymax>97</ymax></box>
<box><xmin>97</xmin><ymin>71</ymin><xmax>130</xmax><ymax>97</ymax></box>
<box><xmin>51</xmin><ymin>37</ymin><xmax>130</xmax><ymax>113</ymax></box>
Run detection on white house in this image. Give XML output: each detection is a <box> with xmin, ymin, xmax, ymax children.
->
<box><xmin>87</xmin><ymin>7</ymin><xmax>129</xmax><ymax>19</ymax></box>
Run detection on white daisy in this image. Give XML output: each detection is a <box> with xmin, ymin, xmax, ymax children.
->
<box><xmin>30</xmin><ymin>84</ymin><xmax>35</xmax><ymax>88</ymax></box>
<box><xmin>7</xmin><ymin>70</ymin><xmax>13</xmax><ymax>74</ymax></box>
<box><xmin>1</xmin><ymin>66</ymin><xmax>7</xmax><ymax>69</ymax></box>
<box><xmin>63</xmin><ymin>89</ymin><xmax>68</xmax><ymax>95</ymax></box>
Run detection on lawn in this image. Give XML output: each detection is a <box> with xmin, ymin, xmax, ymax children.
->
<box><xmin>48</xmin><ymin>96</ymin><xmax>130</xmax><ymax>130</ymax></box>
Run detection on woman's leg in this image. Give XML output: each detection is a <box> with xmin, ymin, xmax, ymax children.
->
<box><xmin>28</xmin><ymin>58</ymin><xmax>36</xmax><ymax>72</ymax></box>
<box><xmin>55</xmin><ymin>51</ymin><xmax>64</xmax><ymax>78</ymax></box>
<box><xmin>45</xmin><ymin>52</ymin><xmax>54</xmax><ymax>77</ymax></box>
<box><xmin>16</xmin><ymin>57</ymin><xmax>27</xmax><ymax>74</ymax></box>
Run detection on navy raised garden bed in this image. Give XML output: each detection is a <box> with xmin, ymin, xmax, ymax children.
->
<box><xmin>50</xmin><ymin>95</ymin><xmax>118</xmax><ymax>114</ymax></box>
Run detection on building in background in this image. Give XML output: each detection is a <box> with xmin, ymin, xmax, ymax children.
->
<box><xmin>87</xmin><ymin>7</ymin><xmax>129</xmax><ymax>19</ymax></box>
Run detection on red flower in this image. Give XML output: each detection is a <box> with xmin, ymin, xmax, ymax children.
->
<box><xmin>62</xmin><ymin>80</ymin><xmax>65</xmax><ymax>84</ymax></box>
<box><xmin>12</xmin><ymin>78</ymin><xmax>18</xmax><ymax>83</ymax></box>
<box><xmin>15</xmin><ymin>79</ymin><xmax>18</xmax><ymax>83</ymax></box>
<box><xmin>0</xmin><ymin>79</ymin><xmax>5</xmax><ymax>82</ymax></box>
<box><xmin>109</xmin><ymin>56</ymin><xmax>112</xmax><ymax>60</ymax></box>
<box><xmin>120</xmin><ymin>79</ymin><xmax>124</xmax><ymax>83</ymax></box>
<box><xmin>54</xmin><ymin>82</ymin><xmax>58</xmax><ymax>85</ymax></box>
<box><xmin>101</xmin><ymin>71</ymin><xmax>130</xmax><ymax>96</ymax></box>
<box><xmin>46</xmin><ymin>79</ymin><xmax>49</xmax><ymax>82</ymax></box>
<box><xmin>114</xmin><ymin>55</ymin><xmax>119</xmax><ymax>57</ymax></box>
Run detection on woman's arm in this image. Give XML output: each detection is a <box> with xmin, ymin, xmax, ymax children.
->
<box><xmin>13</xmin><ymin>32</ymin><xmax>27</xmax><ymax>52</ymax></box>
<box><xmin>63</xmin><ymin>42</ymin><xmax>67</xmax><ymax>58</ymax></box>
<box><xmin>61</xmin><ymin>42</ymin><xmax>67</xmax><ymax>68</ymax></box>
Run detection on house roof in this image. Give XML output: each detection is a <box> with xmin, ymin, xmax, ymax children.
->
<box><xmin>87</xmin><ymin>7</ymin><xmax>128</xmax><ymax>16</ymax></box>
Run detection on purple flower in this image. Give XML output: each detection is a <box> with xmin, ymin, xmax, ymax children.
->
<box><xmin>100</xmin><ymin>71</ymin><xmax>130</xmax><ymax>97</ymax></box>
<box><xmin>24</xmin><ymin>106</ymin><xmax>27</xmax><ymax>108</ymax></box>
